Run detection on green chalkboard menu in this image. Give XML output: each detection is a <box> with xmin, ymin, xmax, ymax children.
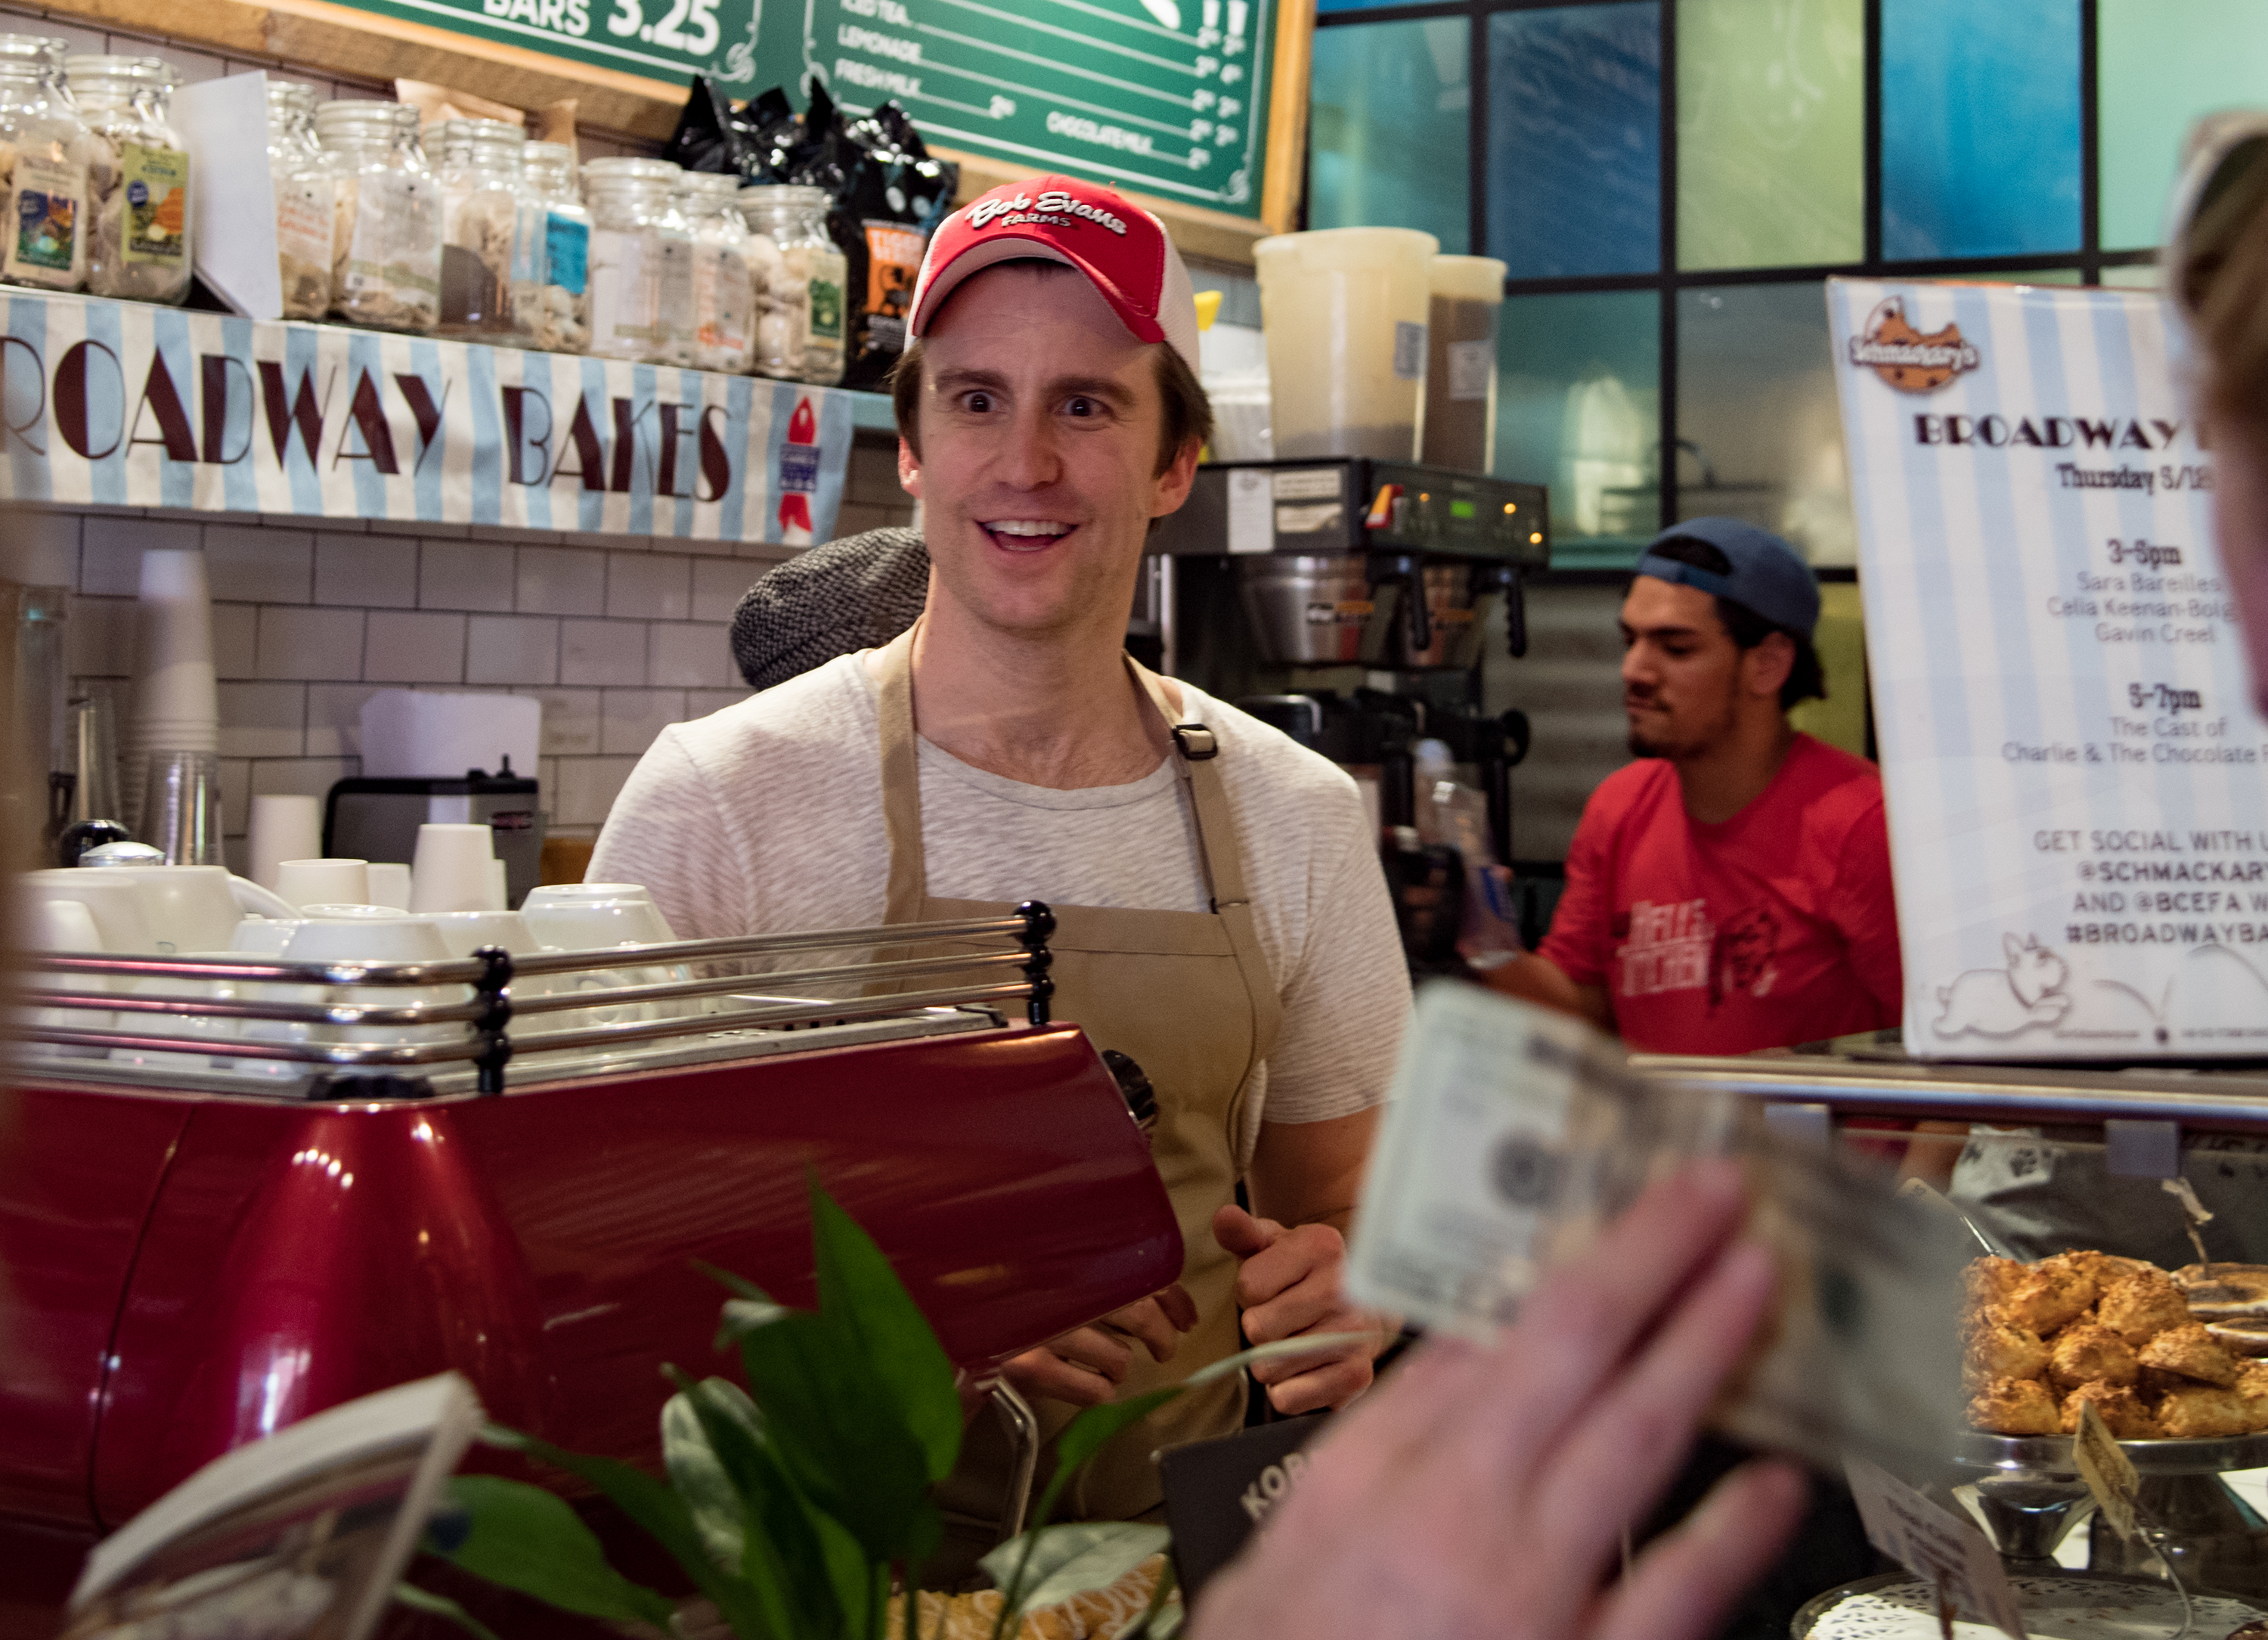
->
<box><xmin>340</xmin><ymin>0</ymin><xmax>1288</xmax><ymax>221</ymax></box>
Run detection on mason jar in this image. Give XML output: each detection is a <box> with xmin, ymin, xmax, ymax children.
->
<box><xmin>267</xmin><ymin>79</ymin><xmax>331</xmax><ymax>319</ymax></box>
<box><xmin>436</xmin><ymin>116</ymin><xmax>525</xmax><ymax>341</ymax></box>
<box><xmin>314</xmin><ymin>99</ymin><xmax>441</xmax><ymax>333</ymax></box>
<box><xmin>677</xmin><ymin>170</ymin><xmax>755</xmax><ymax>374</ymax></box>
<box><xmin>584</xmin><ymin>157</ymin><xmax>692</xmax><ymax>367</ymax></box>
<box><xmin>67</xmin><ymin>54</ymin><xmax>192</xmax><ymax>304</ymax></box>
<box><xmin>0</xmin><ymin>36</ymin><xmax>91</xmax><ymax>291</ymax></box>
<box><xmin>514</xmin><ymin>141</ymin><xmax>588</xmax><ymax>354</ymax></box>
<box><xmin>740</xmin><ymin>184</ymin><xmax>844</xmax><ymax>386</ymax></box>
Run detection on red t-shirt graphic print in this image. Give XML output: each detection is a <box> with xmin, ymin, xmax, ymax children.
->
<box><xmin>1538</xmin><ymin>734</ymin><xmax>1903</xmax><ymax>1055</ymax></box>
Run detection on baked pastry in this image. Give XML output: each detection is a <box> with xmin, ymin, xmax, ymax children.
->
<box><xmin>2059</xmin><ymin>1249</ymin><xmax>2155</xmax><ymax>1290</ymax></box>
<box><xmin>2237</xmin><ymin>1362</ymin><xmax>2268</xmax><ymax>1433</ymax></box>
<box><xmin>2048</xmin><ymin>1322</ymin><xmax>2139</xmax><ymax>1393</ymax></box>
<box><xmin>2139</xmin><ymin>1322</ymin><xmax>2242</xmax><ymax>1388</ymax></box>
<box><xmin>1999</xmin><ymin>1263</ymin><xmax>2097</xmax><ymax>1335</ymax></box>
<box><xmin>1964</xmin><ymin>1316</ymin><xmax>2050</xmax><ymax>1384</ymax></box>
<box><xmin>1963</xmin><ymin>1257</ymin><xmax>2028</xmax><ymax>1311</ymax></box>
<box><xmin>2059</xmin><ymin>1381</ymin><xmax>2159</xmax><ymax>1439</ymax></box>
<box><xmin>2156</xmin><ymin>1384</ymin><xmax>2253</xmax><ymax>1439</ymax></box>
<box><xmin>2098</xmin><ymin>1270</ymin><xmax>2192</xmax><ymax>1347</ymax></box>
<box><xmin>1968</xmin><ymin>1375</ymin><xmax>2062</xmax><ymax>1436</ymax></box>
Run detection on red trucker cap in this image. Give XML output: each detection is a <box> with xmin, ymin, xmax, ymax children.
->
<box><xmin>907</xmin><ymin>175</ymin><xmax>1201</xmax><ymax>374</ymax></box>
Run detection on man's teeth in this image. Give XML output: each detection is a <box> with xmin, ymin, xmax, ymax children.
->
<box><xmin>987</xmin><ymin>521</ymin><xmax>1072</xmax><ymax>538</ymax></box>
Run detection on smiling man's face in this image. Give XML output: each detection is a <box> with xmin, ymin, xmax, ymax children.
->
<box><xmin>898</xmin><ymin>262</ymin><xmax>1198</xmax><ymax>642</ymax></box>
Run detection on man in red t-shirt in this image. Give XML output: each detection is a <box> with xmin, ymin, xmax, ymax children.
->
<box><xmin>1489</xmin><ymin>518</ymin><xmax>1902</xmax><ymax>1054</ymax></box>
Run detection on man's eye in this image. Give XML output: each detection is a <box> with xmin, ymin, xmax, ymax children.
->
<box><xmin>964</xmin><ymin>391</ymin><xmax>994</xmax><ymax>413</ymax></box>
<box><xmin>1064</xmin><ymin>395</ymin><xmax>1098</xmax><ymax>417</ymax></box>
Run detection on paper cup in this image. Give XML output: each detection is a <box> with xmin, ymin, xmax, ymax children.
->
<box><xmin>367</xmin><ymin>861</ymin><xmax>414</xmax><ymax>912</ymax></box>
<box><xmin>248</xmin><ymin>796</ymin><xmax>324</xmax><ymax>891</ymax></box>
<box><xmin>277</xmin><ymin>857</ymin><xmax>370</xmax><ymax>912</ymax></box>
<box><xmin>411</xmin><ymin>823</ymin><xmax>500</xmax><ymax>914</ymax></box>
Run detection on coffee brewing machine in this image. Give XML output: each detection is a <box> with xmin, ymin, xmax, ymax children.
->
<box><xmin>1142</xmin><ymin>456</ymin><xmax>1548</xmax><ymax>964</ymax></box>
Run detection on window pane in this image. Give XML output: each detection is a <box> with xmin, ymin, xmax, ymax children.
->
<box><xmin>1487</xmin><ymin>4</ymin><xmax>1660</xmax><ymax>277</ymax></box>
<box><xmin>2099</xmin><ymin>262</ymin><xmax>2160</xmax><ymax>288</ymax></box>
<box><xmin>1498</xmin><ymin>290</ymin><xmax>1660</xmax><ymax>569</ymax></box>
<box><xmin>2099</xmin><ymin>0</ymin><xmax>2268</xmax><ymax>251</ymax></box>
<box><xmin>1882</xmin><ymin>0</ymin><xmax>2079</xmax><ymax>259</ymax></box>
<box><xmin>1674</xmin><ymin>282</ymin><xmax>1854</xmax><ymax>566</ymax></box>
<box><xmin>1307</xmin><ymin>19</ymin><xmax>1470</xmax><ymax>251</ymax></box>
<box><xmin>1675</xmin><ymin>0</ymin><xmax>1863</xmax><ymax>270</ymax></box>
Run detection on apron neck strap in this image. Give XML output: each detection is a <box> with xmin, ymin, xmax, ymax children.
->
<box><xmin>872</xmin><ymin>626</ymin><xmax>1252</xmax><ymax>918</ymax></box>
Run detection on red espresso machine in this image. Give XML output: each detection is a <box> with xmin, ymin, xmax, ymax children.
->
<box><xmin>0</xmin><ymin>906</ymin><xmax>1179</xmax><ymax>1633</ymax></box>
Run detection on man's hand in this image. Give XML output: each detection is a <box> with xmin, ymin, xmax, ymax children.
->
<box><xmin>1189</xmin><ymin>1161</ymin><xmax>1808</xmax><ymax>1640</ymax></box>
<box><xmin>1214</xmin><ymin>1204</ymin><xmax>1393</xmax><ymax>1415</ymax></box>
<box><xmin>999</xmin><ymin>1283</ymin><xmax>1200</xmax><ymax>1408</ymax></box>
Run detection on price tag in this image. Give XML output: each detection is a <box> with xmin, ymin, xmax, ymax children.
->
<box><xmin>2072</xmin><ymin>1400</ymin><xmax>2140</xmax><ymax>1543</ymax></box>
<box><xmin>1845</xmin><ymin>1456</ymin><xmax>2028</xmax><ymax>1640</ymax></box>
<box><xmin>1227</xmin><ymin>467</ymin><xmax>1273</xmax><ymax>554</ymax></box>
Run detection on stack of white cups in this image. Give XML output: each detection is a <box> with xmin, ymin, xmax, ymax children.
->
<box><xmin>125</xmin><ymin>548</ymin><xmax>219</xmax><ymax>836</ymax></box>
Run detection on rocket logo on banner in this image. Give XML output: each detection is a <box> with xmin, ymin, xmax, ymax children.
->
<box><xmin>1829</xmin><ymin>277</ymin><xmax>2268</xmax><ymax>1062</ymax></box>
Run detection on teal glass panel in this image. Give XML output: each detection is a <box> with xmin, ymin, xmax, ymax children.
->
<box><xmin>1882</xmin><ymin>0</ymin><xmax>2080</xmax><ymax>258</ymax></box>
<box><xmin>1308</xmin><ymin>19</ymin><xmax>1470</xmax><ymax>252</ymax></box>
<box><xmin>1498</xmin><ymin>289</ymin><xmax>1660</xmax><ymax>568</ymax></box>
<box><xmin>1676</xmin><ymin>0</ymin><xmax>1863</xmax><ymax>270</ymax></box>
<box><xmin>2099</xmin><ymin>262</ymin><xmax>2161</xmax><ymax>288</ymax></box>
<box><xmin>2099</xmin><ymin>0</ymin><xmax>2268</xmax><ymax>252</ymax></box>
<box><xmin>1487</xmin><ymin>4</ymin><xmax>1660</xmax><ymax>277</ymax></box>
<box><xmin>1675</xmin><ymin>283</ymin><xmax>1853</xmax><ymax>566</ymax></box>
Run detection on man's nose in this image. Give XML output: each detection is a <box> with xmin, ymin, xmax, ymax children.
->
<box><xmin>998</xmin><ymin>404</ymin><xmax>1064</xmax><ymax>489</ymax></box>
<box><xmin>1622</xmin><ymin>644</ymin><xmax>1653</xmax><ymax>687</ymax></box>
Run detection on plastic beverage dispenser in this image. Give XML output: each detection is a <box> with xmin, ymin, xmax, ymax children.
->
<box><xmin>1254</xmin><ymin>227</ymin><xmax>1438</xmax><ymax>460</ymax></box>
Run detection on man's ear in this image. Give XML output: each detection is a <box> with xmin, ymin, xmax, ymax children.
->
<box><xmin>1149</xmin><ymin>436</ymin><xmax>1204</xmax><ymax>519</ymax></box>
<box><xmin>1744</xmin><ymin>630</ymin><xmax>1796</xmax><ymax>701</ymax></box>
<box><xmin>897</xmin><ymin>436</ymin><xmax>923</xmax><ymax>500</ymax></box>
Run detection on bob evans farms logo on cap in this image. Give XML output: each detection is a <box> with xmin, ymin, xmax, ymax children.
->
<box><xmin>1847</xmin><ymin>296</ymin><xmax>1981</xmax><ymax>392</ymax></box>
<box><xmin>965</xmin><ymin>189</ymin><xmax>1130</xmax><ymax>235</ymax></box>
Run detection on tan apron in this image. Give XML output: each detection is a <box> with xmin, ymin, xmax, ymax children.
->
<box><xmin>870</xmin><ymin>627</ymin><xmax>1281</xmax><ymax>1545</ymax></box>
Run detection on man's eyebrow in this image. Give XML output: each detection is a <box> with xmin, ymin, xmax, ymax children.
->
<box><xmin>931</xmin><ymin>365</ymin><xmax>1012</xmax><ymax>395</ymax></box>
<box><xmin>1622</xmin><ymin>621</ymin><xmax>1709</xmax><ymax>640</ymax></box>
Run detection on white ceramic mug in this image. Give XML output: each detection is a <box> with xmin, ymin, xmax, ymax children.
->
<box><xmin>36</xmin><ymin>864</ymin><xmax>243</xmax><ymax>954</ymax></box>
<box><xmin>276</xmin><ymin>857</ymin><xmax>370</xmax><ymax>912</ymax></box>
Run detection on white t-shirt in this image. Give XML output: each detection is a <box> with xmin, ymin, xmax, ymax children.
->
<box><xmin>589</xmin><ymin>653</ymin><xmax>1409</xmax><ymax>1164</ymax></box>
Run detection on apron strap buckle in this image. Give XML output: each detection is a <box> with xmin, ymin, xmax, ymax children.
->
<box><xmin>1173</xmin><ymin>723</ymin><xmax>1219</xmax><ymax>761</ymax></box>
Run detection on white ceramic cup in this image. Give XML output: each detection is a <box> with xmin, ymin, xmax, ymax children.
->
<box><xmin>276</xmin><ymin>857</ymin><xmax>371</xmax><ymax>911</ymax></box>
<box><xmin>519</xmin><ymin>884</ymin><xmax>677</xmax><ymax>949</ymax></box>
<box><xmin>367</xmin><ymin>861</ymin><xmax>414</xmax><ymax>912</ymax></box>
<box><xmin>411</xmin><ymin>824</ymin><xmax>500</xmax><ymax>914</ymax></box>
<box><xmin>230</xmin><ymin>919</ymin><xmax>305</xmax><ymax>956</ymax></box>
<box><xmin>45</xmin><ymin>863</ymin><xmax>243</xmax><ymax>954</ymax></box>
<box><xmin>283</xmin><ymin>912</ymin><xmax>453</xmax><ymax>964</ymax></box>
<box><xmin>247</xmin><ymin>795</ymin><xmax>324</xmax><ymax>891</ymax></box>
<box><xmin>18</xmin><ymin>870</ymin><xmax>153</xmax><ymax>952</ymax></box>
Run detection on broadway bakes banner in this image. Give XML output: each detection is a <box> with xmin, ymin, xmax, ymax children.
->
<box><xmin>1829</xmin><ymin>277</ymin><xmax>2265</xmax><ymax>1061</ymax></box>
<box><xmin>0</xmin><ymin>293</ymin><xmax>854</xmax><ymax>544</ymax></box>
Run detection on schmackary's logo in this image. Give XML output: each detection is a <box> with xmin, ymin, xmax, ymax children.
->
<box><xmin>965</xmin><ymin>191</ymin><xmax>1129</xmax><ymax>235</ymax></box>
<box><xmin>1847</xmin><ymin>296</ymin><xmax>1980</xmax><ymax>393</ymax></box>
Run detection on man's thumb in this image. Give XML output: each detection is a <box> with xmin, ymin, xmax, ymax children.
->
<box><xmin>1212</xmin><ymin>1202</ymin><xmax>1278</xmax><ymax>1258</ymax></box>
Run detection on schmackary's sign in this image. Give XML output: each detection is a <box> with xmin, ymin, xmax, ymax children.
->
<box><xmin>0</xmin><ymin>294</ymin><xmax>853</xmax><ymax>544</ymax></box>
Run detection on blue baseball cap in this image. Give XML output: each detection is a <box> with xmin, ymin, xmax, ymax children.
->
<box><xmin>1634</xmin><ymin>518</ymin><xmax>1820</xmax><ymax>638</ymax></box>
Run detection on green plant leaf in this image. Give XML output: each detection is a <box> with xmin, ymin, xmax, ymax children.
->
<box><xmin>662</xmin><ymin>1382</ymin><xmax>748</xmax><ymax>1574</ymax></box>
<box><xmin>718</xmin><ymin>1294</ymin><xmax>798</xmax><ymax>1347</ymax></box>
<box><xmin>730</xmin><ymin>1294</ymin><xmax>936</xmax><ymax>1563</ymax></box>
<box><xmin>670</xmin><ymin>1370</ymin><xmax>857</xmax><ymax>1640</ymax></box>
<box><xmin>424</xmin><ymin>1476</ymin><xmax>676</xmax><ymax>1628</ymax></box>
<box><xmin>978</xmin><ymin>1522</ymin><xmax>1170</xmax><ymax>1617</ymax></box>
<box><xmin>392</xmin><ymin>1580</ymin><xmax>504</xmax><ymax>1640</ymax></box>
<box><xmin>808</xmin><ymin>1177</ymin><xmax>964</xmax><ymax>1484</ymax></box>
<box><xmin>479</xmin><ymin>1425</ymin><xmax>778</xmax><ymax>1640</ymax></box>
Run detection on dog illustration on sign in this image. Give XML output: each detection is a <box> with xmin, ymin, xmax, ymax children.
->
<box><xmin>1933</xmin><ymin>934</ymin><xmax>2072</xmax><ymax>1038</ymax></box>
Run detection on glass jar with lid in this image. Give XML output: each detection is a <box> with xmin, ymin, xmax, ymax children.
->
<box><xmin>513</xmin><ymin>141</ymin><xmax>588</xmax><ymax>354</ymax></box>
<box><xmin>435</xmin><ymin>116</ymin><xmax>524</xmax><ymax>342</ymax></box>
<box><xmin>676</xmin><ymin>171</ymin><xmax>756</xmax><ymax>374</ymax></box>
<box><xmin>266</xmin><ymin>79</ymin><xmax>331</xmax><ymax>319</ymax></box>
<box><xmin>739</xmin><ymin>184</ymin><xmax>844</xmax><ymax>386</ymax></box>
<box><xmin>0</xmin><ymin>37</ymin><xmax>91</xmax><ymax>292</ymax></box>
<box><xmin>67</xmin><ymin>54</ymin><xmax>192</xmax><ymax>304</ymax></box>
<box><xmin>314</xmin><ymin>99</ymin><xmax>441</xmax><ymax>333</ymax></box>
<box><xmin>583</xmin><ymin>157</ymin><xmax>692</xmax><ymax>367</ymax></box>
